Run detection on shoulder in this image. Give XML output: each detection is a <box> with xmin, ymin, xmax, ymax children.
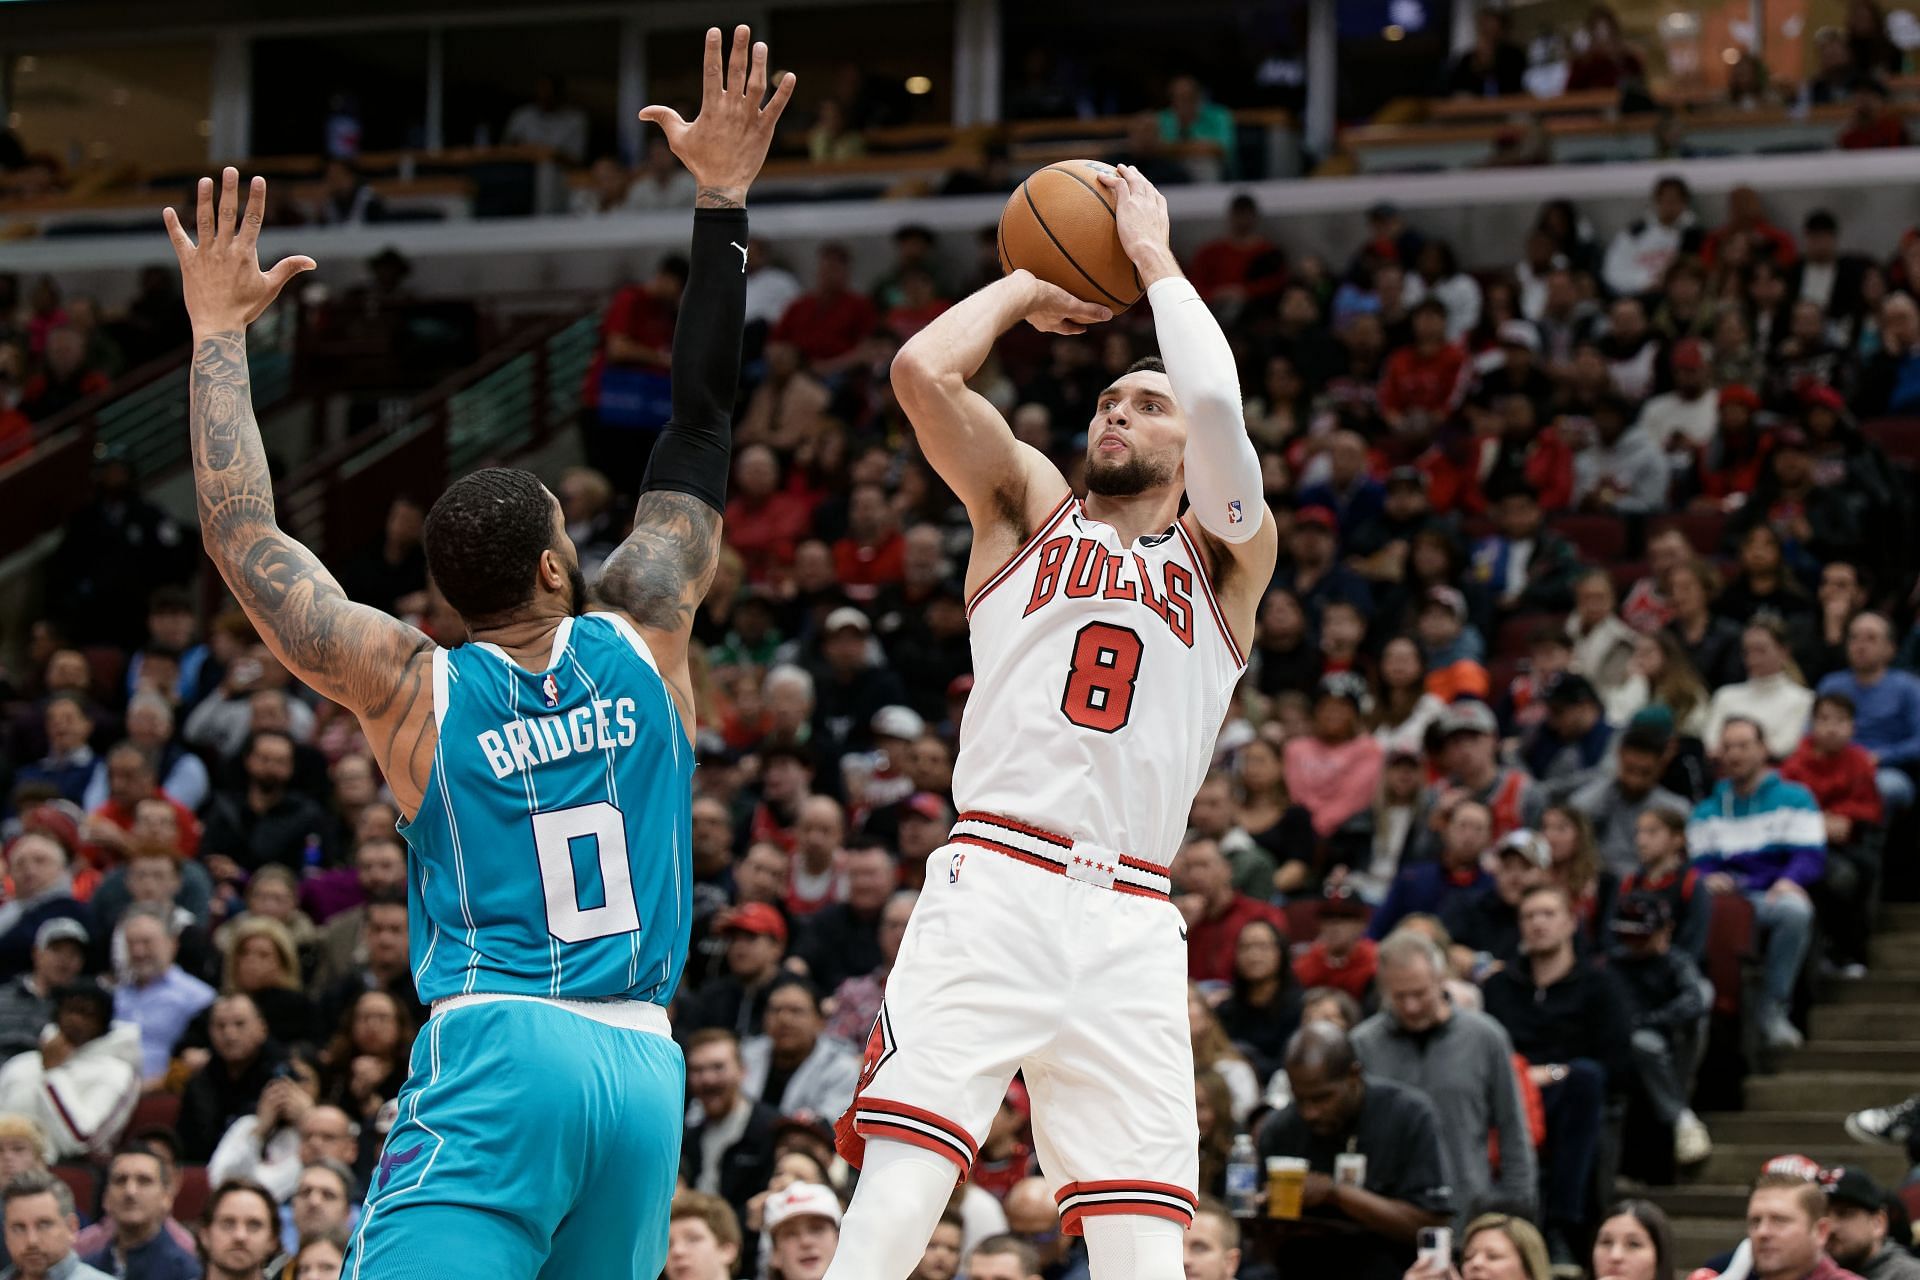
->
<box><xmin>1367</xmin><ymin>1076</ymin><xmax>1440</xmax><ymax>1126</ymax></box>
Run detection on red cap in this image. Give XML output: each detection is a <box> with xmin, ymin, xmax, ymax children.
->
<box><xmin>1295</xmin><ymin>505</ymin><xmax>1338</xmax><ymax>533</ymax></box>
<box><xmin>1761</xmin><ymin>1153</ymin><xmax>1826</xmax><ymax>1182</ymax></box>
<box><xmin>903</xmin><ymin>792</ymin><xmax>950</xmax><ymax>823</ymax></box>
<box><xmin>1671</xmin><ymin>338</ymin><xmax>1707</xmax><ymax>370</ymax></box>
<box><xmin>1002</xmin><ymin>1080</ymin><xmax>1031</xmax><ymax>1119</ymax></box>
<box><xmin>19</xmin><ymin>804</ymin><xmax>80</xmax><ymax>858</ymax></box>
<box><xmin>1719</xmin><ymin>385</ymin><xmax>1761</xmax><ymax>411</ymax></box>
<box><xmin>718</xmin><ymin>902</ymin><xmax>788</xmax><ymax>942</ymax></box>
<box><xmin>1800</xmin><ymin>381</ymin><xmax>1846</xmax><ymax>413</ymax></box>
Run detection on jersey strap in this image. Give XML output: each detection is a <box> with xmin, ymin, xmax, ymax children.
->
<box><xmin>1172</xmin><ymin>520</ymin><xmax>1245</xmax><ymax>668</ymax></box>
<box><xmin>965</xmin><ymin>492</ymin><xmax>1078</xmax><ymax>618</ymax></box>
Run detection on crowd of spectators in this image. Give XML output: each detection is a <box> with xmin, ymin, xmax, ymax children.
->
<box><xmin>17</xmin><ymin>85</ymin><xmax>1920</xmax><ymax>1280</ymax></box>
<box><xmin>0</xmin><ymin>270</ymin><xmax>190</xmax><ymax>461</ymax></box>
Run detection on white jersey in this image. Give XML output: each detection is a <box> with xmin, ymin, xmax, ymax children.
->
<box><xmin>952</xmin><ymin>493</ymin><xmax>1246</xmax><ymax>868</ymax></box>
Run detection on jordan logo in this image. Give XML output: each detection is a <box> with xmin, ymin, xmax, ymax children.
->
<box><xmin>377</xmin><ymin>1143</ymin><xmax>424</xmax><ymax>1190</ymax></box>
<box><xmin>730</xmin><ymin>241</ymin><xmax>747</xmax><ymax>272</ymax></box>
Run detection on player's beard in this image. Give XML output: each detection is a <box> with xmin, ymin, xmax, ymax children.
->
<box><xmin>1086</xmin><ymin>450</ymin><xmax>1176</xmax><ymax>498</ymax></box>
<box><xmin>566</xmin><ymin>560</ymin><xmax>590</xmax><ymax>616</ymax></box>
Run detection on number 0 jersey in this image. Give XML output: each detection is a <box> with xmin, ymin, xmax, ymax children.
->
<box><xmin>951</xmin><ymin>494</ymin><xmax>1247</xmax><ymax>869</ymax></box>
<box><xmin>399</xmin><ymin>612</ymin><xmax>693</xmax><ymax>1006</ymax></box>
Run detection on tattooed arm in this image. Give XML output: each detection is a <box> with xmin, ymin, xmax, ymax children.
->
<box><xmin>169</xmin><ymin>172</ymin><xmax>438</xmax><ymax>817</ymax></box>
<box><xmin>593</xmin><ymin>26</ymin><xmax>793</xmax><ymax>735</ymax></box>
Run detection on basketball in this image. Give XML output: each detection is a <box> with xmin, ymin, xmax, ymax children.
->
<box><xmin>997</xmin><ymin>159</ymin><xmax>1144</xmax><ymax>312</ymax></box>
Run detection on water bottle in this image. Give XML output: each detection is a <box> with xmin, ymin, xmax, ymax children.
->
<box><xmin>1225</xmin><ymin>1134</ymin><xmax>1260</xmax><ymax>1219</ymax></box>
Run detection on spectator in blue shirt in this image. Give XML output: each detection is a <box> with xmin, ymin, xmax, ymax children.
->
<box><xmin>82</xmin><ymin>1142</ymin><xmax>203</xmax><ymax>1280</ymax></box>
<box><xmin>1816</xmin><ymin>611</ymin><xmax>1920</xmax><ymax>814</ymax></box>
<box><xmin>1685</xmin><ymin>717</ymin><xmax>1825</xmax><ymax>1053</ymax></box>
<box><xmin>1370</xmin><ymin>800</ymin><xmax>1494</xmax><ymax>939</ymax></box>
<box><xmin>112</xmin><ymin>906</ymin><xmax>215</xmax><ymax>1085</ymax></box>
<box><xmin>1296</xmin><ymin>431</ymin><xmax>1385</xmax><ymax>554</ymax></box>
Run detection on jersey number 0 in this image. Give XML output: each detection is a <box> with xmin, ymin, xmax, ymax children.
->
<box><xmin>530</xmin><ymin>802</ymin><xmax>643</xmax><ymax>943</ymax></box>
<box><xmin>1060</xmin><ymin>622</ymin><xmax>1144</xmax><ymax>733</ymax></box>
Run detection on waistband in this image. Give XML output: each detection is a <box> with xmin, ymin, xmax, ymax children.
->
<box><xmin>431</xmin><ymin>991</ymin><xmax>673</xmax><ymax>1036</ymax></box>
<box><xmin>949</xmin><ymin>812</ymin><xmax>1172</xmax><ymax>900</ymax></box>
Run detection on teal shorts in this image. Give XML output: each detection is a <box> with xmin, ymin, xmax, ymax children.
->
<box><xmin>344</xmin><ymin>997</ymin><xmax>685</xmax><ymax>1279</ymax></box>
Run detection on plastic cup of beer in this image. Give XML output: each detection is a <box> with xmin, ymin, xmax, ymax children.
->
<box><xmin>1265</xmin><ymin>1157</ymin><xmax>1307</xmax><ymax>1219</ymax></box>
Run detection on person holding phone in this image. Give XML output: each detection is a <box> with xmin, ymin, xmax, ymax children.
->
<box><xmin>1401</xmin><ymin>1212</ymin><xmax>1552</xmax><ymax>1280</ymax></box>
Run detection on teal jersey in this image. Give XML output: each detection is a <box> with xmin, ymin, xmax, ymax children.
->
<box><xmin>400</xmin><ymin>612</ymin><xmax>692</xmax><ymax>1006</ymax></box>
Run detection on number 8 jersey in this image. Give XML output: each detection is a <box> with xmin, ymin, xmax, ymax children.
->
<box><xmin>399</xmin><ymin>612</ymin><xmax>694</xmax><ymax>1006</ymax></box>
<box><xmin>952</xmin><ymin>495</ymin><xmax>1247</xmax><ymax>870</ymax></box>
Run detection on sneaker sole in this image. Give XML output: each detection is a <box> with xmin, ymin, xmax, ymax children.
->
<box><xmin>1845</xmin><ymin>1114</ymin><xmax>1901</xmax><ymax>1146</ymax></box>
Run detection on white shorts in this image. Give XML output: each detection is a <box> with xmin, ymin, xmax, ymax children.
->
<box><xmin>834</xmin><ymin>815</ymin><xmax>1199</xmax><ymax>1234</ymax></box>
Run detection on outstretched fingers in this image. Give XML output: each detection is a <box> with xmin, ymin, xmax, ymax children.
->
<box><xmin>217</xmin><ymin>167</ymin><xmax>240</xmax><ymax>243</ymax></box>
<box><xmin>195</xmin><ymin>176</ymin><xmax>215</xmax><ymax>245</ymax></box>
<box><xmin>725</xmin><ymin>25</ymin><xmax>750</xmax><ymax>97</ymax></box>
<box><xmin>237</xmin><ymin>175</ymin><xmax>267</xmax><ymax>252</ymax></box>
<box><xmin>746</xmin><ymin>39</ymin><xmax>768</xmax><ymax>104</ymax></box>
<box><xmin>264</xmin><ymin>255</ymin><xmax>319</xmax><ymax>294</ymax></box>
<box><xmin>161</xmin><ymin>206</ymin><xmax>194</xmax><ymax>264</ymax></box>
<box><xmin>764</xmin><ymin>70</ymin><xmax>797</xmax><ymax>120</ymax></box>
<box><xmin>700</xmin><ymin>27</ymin><xmax>724</xmax><ymax>107</ymax></box>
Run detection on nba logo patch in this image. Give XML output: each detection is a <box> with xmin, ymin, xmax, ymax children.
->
<box><xmin>1227</xmin><ymin>499</ymin><xmax>1244</xmax><ymax>525</ymax></box>
<box><xmin>541</xmin><ymin>673</ymin><xmax>560</xmax><ymax>708</ymax></box>
<box><xmin>948</xmin><ymin>850</ymin><xmax>966</xmax><ymax>883</ymax></box>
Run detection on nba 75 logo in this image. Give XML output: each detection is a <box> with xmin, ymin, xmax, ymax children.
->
<box><xmin>542</xmin><ymin>673</ymin><xmax>560</xmax><ymax>708</ymax></box>
<box><xmin>1227</xmin><ymin>499</ymin><xmax>1244</xmax><ymax>525</ymax></box>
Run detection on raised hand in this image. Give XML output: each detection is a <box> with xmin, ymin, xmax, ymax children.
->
<box><xmin>163</xmin><ymin>169</ymin><xmax>315</xmax><ymax>337</ymax></box>
<box><xmin>639</xmin><ymin>25</ymin><xmax>797</xmax><ymax>208</ymax></box>
<box><xmin>1096</xmin><ymin>163</ymin><xmax>1182</xmax><ymax>288</ymax></box>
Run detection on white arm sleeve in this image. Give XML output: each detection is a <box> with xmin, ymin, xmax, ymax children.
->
<box><xmin>1149</xmin><ymin>276</ymin><xmax>1263</xmax><ymax>543</ymax></box>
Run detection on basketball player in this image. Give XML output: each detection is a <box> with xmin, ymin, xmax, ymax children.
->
<box><xmin>827</xmin><ymin>165</ymin><xmax>1275</xmax><ymax>1280</ymax></box>
<box><xmin>162</xmin><ymin>27</ymin><xmax>791</xmax><ymax>1278</ymax></box>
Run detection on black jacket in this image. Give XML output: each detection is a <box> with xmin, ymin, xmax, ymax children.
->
<box><xmin>795</xmin><ymin>903</ymin><xmax>882</xmax><ymax>996</ymax></box>
<box><xmin>1441</xmin><ymin>888</ymin><xmax>1521</xmax><ymax>963</ymax></box>
<box><xmin>176</xmin><ymin>1041</ymin><xmax>289</xmax><ymax>1163</ymax></box>
<box><xmin>1480</xmin><ymin>954</ymin><xmax>1631</xmax><ymax>1087</ymax></box>
<box><xmin>1607</xmin><ymin>947</ymin><xmax>1709</xmax><ymax>1032</ymax></box>
<box><xmin>682</xmin><ymin>1098</ymin><xmax>781</xmax><ymax>1234</ymax></box>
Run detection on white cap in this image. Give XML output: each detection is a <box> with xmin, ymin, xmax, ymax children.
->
<box><xmin>871</xmin><ymin>705</ymin><xmax>926</xmax><ymax>740</ymax></box>
<box><xmin>823</xmin><ymin>607</ymin><xmax>872</xmax><ymax>635</ymax></box>
<box><xmin>763</xmin><ymin>1182</ymin><xmax>842</xmax><ymax>1232</ymax></box>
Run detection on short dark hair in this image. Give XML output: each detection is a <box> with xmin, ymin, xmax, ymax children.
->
<box><xmin>1125</xmin><ymin>356</ymin><xmax>1166</xmax><ymax>377</ymax></box>
<box><xmin>109</xmin><ymin>1141</ymin><xmax>173</xmax><ymax>1183</ymax></box>
<box><xmin>54</xmin><ymin>980</ymin><xmax>113</xmax><ymax>1027</ymax></box>
<box><xmin>364</xmin><ymin>887</ymin><xmax>409</xmax><ymax>913</ymax></box>
<box><xmin>1814</xmin><ymin>691</ymin><xmax>1858</xmax><ymax>720</ymax></box>
<box><xmin>148</xmin><ymin>586</ymin><xmax>193</xmax><ymax>615</ymax></box>
<box><xmin>1653</xmin><ymin>174</ymin><xmax>1691</xmax><ymax>201</ymax></box>
<box><xmin>656</xmin><ymin>254</ymin><xmax>690</xmax><ymax>286</ymax></box>
<box><xmin>764</xmin><ymin>974</ymin><xmax>822</xmax><ymax>1013</ymax></box>
<box><xmin>423</xmin><ymin>467</ymin><xmax>558</xmax><ymax>621</ymax></box>
<box><xmin>1805</xmin><ymin>209</ymin><xmax>1839</xmax><ymax>235</ymax></box>
<box><xmin>207</xmin><ymin>1178</ymin><xmax>279</xmax><ymax>1228</ymax></box>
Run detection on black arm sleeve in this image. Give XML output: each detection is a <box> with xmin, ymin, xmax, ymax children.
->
<box><xmin>641</xmin><ymin>206</ymin><xmax>749</xmax><ymax>514</ymax></box>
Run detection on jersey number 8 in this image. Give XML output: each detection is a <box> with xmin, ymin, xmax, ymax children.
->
<box><xmin>531</xmin><ymin>802</ymin><xmax>643</xmax><ymax>943</ymax></box>
<box><xmin>1060</xmin><ymin>622</ymin><xmax>1144</xmax><ymax>733</ymax></box>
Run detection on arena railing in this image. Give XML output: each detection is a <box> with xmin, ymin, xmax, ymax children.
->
<box><xmin>0</xmin><ymin>306</ymin><xmax>295</xmax><ymax>561</ymax></box>
<box><xmin>276</xmin><ymin>303</ymin><xmax>600</xmax><ymax>565</ymax></box>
